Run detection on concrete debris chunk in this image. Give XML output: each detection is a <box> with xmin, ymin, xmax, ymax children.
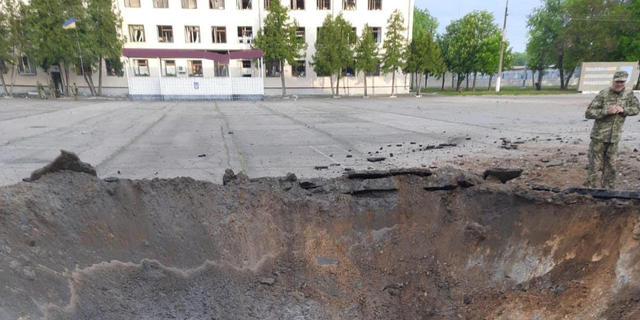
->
<box><xmin>483</xmin><ymin>168</ymin><xmax>523</xmax><ymax>183</ymax></box>
<box><xmin>30</xmin><ymin>150</ymin><xmax>96</xmax><ymax>182</ymax></box>
<box><xmin>259</xmin><ymin>278</ymin><xmax>276</xmax><ymax>286</ymax></box>
<box><xmin>223</xmin><ymin>169</ymin><xmax>236</xmax><ymax>185</ymax></box>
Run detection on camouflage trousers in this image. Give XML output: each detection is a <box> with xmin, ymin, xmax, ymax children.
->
<box><xmin>584</xmin><ymin>139</ymin><xmax>619</xmax><ymax>189</ymax></box>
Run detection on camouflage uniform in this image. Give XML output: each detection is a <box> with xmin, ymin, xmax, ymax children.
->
<box><xmin>584</xmin><ymin>72</ymin><xmax>640</xmax><ymax>189</ymax></box>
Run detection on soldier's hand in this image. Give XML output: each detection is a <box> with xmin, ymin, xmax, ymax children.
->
<box><xmin>607</xmin><ymin>106</ymin><xmax>619</xmax><ymax>114</ymax></box>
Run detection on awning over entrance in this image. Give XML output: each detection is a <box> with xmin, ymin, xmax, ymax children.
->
<box><xmin>122</xmin><ymin>48</ymin><xmax>264</xmax><ymax>64</ymax></box>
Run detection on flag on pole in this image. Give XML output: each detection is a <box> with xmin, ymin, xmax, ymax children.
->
<box><xmin>62</xmin><ymin>17</ymin><xmax>76</xmax><ymax>30</ymax></box>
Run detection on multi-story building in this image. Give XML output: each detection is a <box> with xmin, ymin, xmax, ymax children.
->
<box><xmin>5</xmin><ymin>0</ymin><xmax>415</xmax><ymax>98</ymax></box>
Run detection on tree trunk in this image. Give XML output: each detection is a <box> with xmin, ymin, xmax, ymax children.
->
<box><xmin>9</xmin><ymin>65</ymin><xmax>16</xmax><ymax>95</ymax></box>
<box><xmin>391</xmin><ymin>70</ymin><xmax>396</xmax><ymax>96</ymax></box>
<box><xmin>0</xmin><ymin>70</ymin><xmax>7</xmax><ymax>97</ymax></box>
<box><xmin>416</xmin><ymin>73</ymin><xmax>422</xmax><ymax>96</ymax></box>
<box><xmin>531</xmin><ymin>70</ymin><xmax>536</xmax><ymax>87</ymax></box>
<box><xmin>441</xmin><ymin>73</ymin><xmax>445</xmax><ymax>91</ymax></box>
<box><xmin>280</xmin><ymin>61</ymin><xmax>286</xmax><ymax>97</ymax></box>
<box><xmin>336</xmin><ymin>73</ymin><xmax>340</xmax><ymax>96</ymax></box>
<box><xmin>329</xmin><ymin>75</ymin><xmax>334</xmax><ymax>96</ymax></box>
<box><xmin>472</xmin><ymin>71</ymin><xmax>478</xmax><ymax>91</ymax></box>
<box><xmin>364</xmin><ymin>73</ymin><xmax>368</xmax><ymax>97</ymax></box>
<box><xmin>488</xmin><ymin>74</ymin><xmax>493</xmax><ymax>91</ymax></box>
<box><xmin>98</xmin><ymin>57</ymin><xmax>103</xmax><ymax>97</ymax></box>
<box><xmin>565</xmin><ymin>69</ymin><xmax>574</xmax><ymax>90</ymax></box>
<box><xmin>64</xmin><ymin>66</ymin><xmax>71</xmax><ymax>96</ymax></box>
<box><xmin>465</xmin><ymin>73</ymin><xmax>470</xmax><ymax>91</ymax></box>
<box><xmin>557</xmin><ymin>54</ymin><xmax>565</xmax><ymax>90</ymax></box>
<box><xmin>451</xmin><ymin>73</ymin><xmax>455</xmax><ymax>88</ymax></box>
<box><xmin>83</xmin><ymin>71</ymin><xmax>97</xmax><ymax>97</ymax></box>
<box><xmin>536</xmin><ymin>68</ymin><xmax>544</xmax><ymax>90</ymax></box>
<box><xmin>425</xmin><ymin>73</ymin><xmax>429</xmax><ymax>89</ymax></box>
<box><xmin>456</xmin><ymin>74</ymin><xmax>464</xmax><ymax>93</ymax></box>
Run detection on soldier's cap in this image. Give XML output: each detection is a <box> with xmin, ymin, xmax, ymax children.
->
<box><xmin>613</xmin><ymin>70</ymin><xmax>629</xmax><ymax>82</ymax></box>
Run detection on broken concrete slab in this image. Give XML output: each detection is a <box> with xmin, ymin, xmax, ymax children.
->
<box><xmin>563</xmin><ymin>188</ymin><xmax>640</xmax><ymax>200</ymax></box>
<box><xmin>483</xmin><ymin>168</ymin><xmax>523</xmax><ymax>183</ymax></box>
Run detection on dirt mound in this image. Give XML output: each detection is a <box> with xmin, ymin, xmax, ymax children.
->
<box><xmin>1</xmin><ymin>167</ymin><xmax>639</xmax><ymax>319</ymax></box>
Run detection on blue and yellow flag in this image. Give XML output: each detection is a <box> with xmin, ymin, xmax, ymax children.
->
<box><xmin>62</xmin><ymin>18</ymin><xmax>76</xmax><ymax>30</ymax></box>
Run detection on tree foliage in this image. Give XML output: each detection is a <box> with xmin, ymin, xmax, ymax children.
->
<box><xmin>381</xmin><ymin>9</ymin><xmax>407</xmax><ymax>96</ymax></box>
<box><xmin>310</xmin><ymin>13</ymin><xmax>354</xmax><ymax>96</ymax></box>
<box><xmin>405</xmin><ymin>29</ymin><xmax>445</xmax><ymax>95</ymax></box>
<box><xmin>413</xmin><ymin>7</ymin><xmax>438</xmax><ymax>36</ymax></box>
<box><xmin>354</xmin><ymin>24</ymin><xmax>379</xmax><ymax>97</ymax></box>
<box><xmin>253</xmin><ymin>0</ymin><xmax>307</xmax><ymax>97</ymax></box>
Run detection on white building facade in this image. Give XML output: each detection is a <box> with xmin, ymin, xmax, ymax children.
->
<box><xmin>4</xmin><ymin>0</ymin><xmax>415</xmax><ymax>98</ymax></box>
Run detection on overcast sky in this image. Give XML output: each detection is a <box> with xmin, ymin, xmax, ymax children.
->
<box><xmin>414</xmin><ymin>0</ymin><xmax>543</xmax><ymax>53</ymax></box>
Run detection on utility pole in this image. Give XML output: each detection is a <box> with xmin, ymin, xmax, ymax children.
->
<box><xmin>496</xmin><ymin>0</ymin><xmax>509</xmax><ymax>92</ymax></box>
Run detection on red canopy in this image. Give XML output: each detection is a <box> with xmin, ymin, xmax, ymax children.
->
<box><xmin>122</xmin><ymin>48</ymin><xmax>263</xmax><ymax>64</ymax></box>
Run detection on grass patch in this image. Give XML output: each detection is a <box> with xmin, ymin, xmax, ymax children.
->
<box><xmin>420</xmin><ymin>86</ymin><xmax>579</xmax><ymax>96</ymax></box>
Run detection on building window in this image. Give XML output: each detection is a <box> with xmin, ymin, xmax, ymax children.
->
<box><xmin>266</xmin><ymin>61</ymin><xmax>281</xmax><ymax>77</ymax></box>
<box><xmin>368</xmin><ymin>0</ymin><xmax>381</xmax><ymax>10</ymax></box>
<box><xmin>133</xmin><ymin>59</ymin><xmax>149</xmax><ymax>76</ymax></box>
<box><xmin>372</xmin><ymin>27</ymin><xmax>381</xmax><ymax>43</ymax></box>
<box><xmin>161</xmin><ymin>60</ymin><xmax>177</xmax><ymax>77</ymax></box>
<box><xmin>210</xmin><ymin>0</ymin><xmax>225</xmax><ymax>9</ymax></box>
<box><xmin>342</xmin><ymin>64</ymin><xmax>355</xmax><ymax>77</ymax></box>
<box><xmin>296</xmin><ymin>27</ymin><xmax>305</xmax><ymax>41</ymax></box>
<box><xmin>185</xmin><ymin>26</ymin><xmax>201</xmax><ymax>43</ymax></box>
<box><xmin>317</xmin><ymin>0</ymin><xmax>329</xmax><ymax>9</ymax></box>
<box><xmin>157</xmin><ymin>25</ymin><xmax>174</xmax><ymax>43</ymax></box>
<box><xmin>366</xmin><ymin>63</ymin><xmax>381</xmax><ymax>76</ymax></box>
<box><xmin>237</xmin><ymin>26</ymin><xmax>253</xmax><ymax>44</ymax></box>
<box><xmin>343</xmin><ymin>0</ymin><xmax>355</xmax><ymax>10</ymax></box>
<box><xmin>264</xmin><ymin>0</ymin><xmax>273</xmax><ymax>9</ymax></box>
<box><xmin>189</xmin><ymin>60</ymin><xmax>203</xmax><ymax>77</ymax></box>
<box><xmin>242</xmin><ymin>60</ymin><xmax>252</xmax><ymax>68</ymax></box>
<box><xmin>124</xmin><ymin>0</ymin><xmax>140</xmax><ymax>7</ymax></box>
<box><xmin>237</xmin><ymin>0</ymin><xmax>251</xmax><ymax>9</ymax></box>
<box><xmin>18</xmin><ymin>56</ymin><xmax>37</xmax><ymax>75</ymax></box>
<box><xmin>293</xmin><ymin>60</ymin><xmax>306</xmax><ymax>77</ymax></box>
<box><xmin>212</xmin><ymin>26</ymin><xmax>227</xmax><ymax>43</ymax></box>
<box><xmin>290</xmin><ymin>0</ymin><xmax>304</xmax><ymax>10</ymax></box>
<box><xmin>153</xmin><ymin>0</ymin><xmax>169</xmax><ymax>8</ymax></box>
<box><xmin>129</xmin><ymin>25</ymin><xmax>145</xmax><ymax>42</ymax></box>
<box><xmin>215</xmin><ymin>61</ymin><xmax>228</xmax><ymax>77</ymax></box>
<box><xmin>105</xmin><ymin>59</ymin><xmax>116</xmax><ymax>76</ymax></box>
<box><xmin>182</xmin><ymin>0</ymin><xmax>197</xmax><ymax>8</ymax></box>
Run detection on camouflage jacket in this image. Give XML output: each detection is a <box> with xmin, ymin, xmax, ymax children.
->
<box><xmin>585</xmin><ymin>87</ymin><xmax>640</xmax><ymax>142</ymax></box>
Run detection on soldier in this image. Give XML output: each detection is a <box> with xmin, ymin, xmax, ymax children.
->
<box><xmin>584</xmin><ymin>70</ymin><xmax>640</xmax><ymax>189</ymax></box>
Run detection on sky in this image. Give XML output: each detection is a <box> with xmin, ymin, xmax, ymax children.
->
<box><xmin>414</xmin><ymin>0</ymin><xmax>543</xmax><ymax>53</ymax></box>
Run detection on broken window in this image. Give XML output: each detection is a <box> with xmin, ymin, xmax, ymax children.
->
<box><xmin>215</xmin><ymin>61</ymin><xmax>228</xmax><ymax>77</ymax></box>
<box><xmin>124</xmin><ymin>0</ymin><xmax>140</xmax><ymax>7</ymax></box>
<box><xmin>157</xmin><ymin>25</ymin><xmax>174</xmax><ymax>43</ymax></box>
<box><xmin>266</xmin><ymin>61</ymin><xmax>281</xmax><ymax>77</ymax></box>
<box><xmin>209</xmin><ymin>0</ymin><xmax>225</xmax><ymax>9</ymax></box>
<box><xmin>316</xmin><ymin>0</ymin><xmax>329</xmax><ymax>10</ymax></box>
<box><xmin>342</xmin><ymin>61</ymin><xmax>355</xmax><ymax>77</ymax></box>
<box><xmin>153</xmin><ymin>0</ymin><xmax>169</xmax><ymax>8</ymax></box>
<box><xmin>185</xmin><ymin>26</ymin><xmax>201</xmax><ymax>43</ymax></box>
<box><xmin>129</xmin><ymin>25</ymin><xmax>145</xmax><ymax>42</ymax></box>
<box><xmin>237</xmin><ymin>0</ymin><xmax>251</xmax><ymax>9</ymax></box>
<box><xmin>371</xmin><ymin>27</ymin><xmax>381</xmax><ymax>43</ymax></box>
<box><xmin>292</xmin><ymin>60</ymin><xmax>306</xmax><ymax>77</ymax></box>
<box><xmin>237</xmin><ymin>26</ymin><xmax>253</xmax><ymax>44</ymax></box>
<box><xmin>162</xmin><ymin>60</ymin><xmax>176</xmax><ymax>77</ymax></box>
<box><xmin>290</xmin><ymin>0</ymin><xmax>304</xmax><ymax>10</ymax></box>
<box><xmin>212</xmin><ymin>27</ymin><xmax>227</xmax><ymax>43</ymax></box>
<box><xmin>181</xmin><ymin>0</ymin><xmax>197</xmax><ymax>8</ymax></box>
<box><xmin>296</xmin><ymin>27</ymin><xmax>305</xmax><ymax>41</ymax></box>
<box><xmin>368</xmin><ymin>0</ymin><xmax>381</xmax><ymax>10</ymax></box>
<box><xmin>189</xmin><ymin>60</ymin><xmax>203</xmax><ymax>77</ymax></box>
<box><xmin>18</xmin><ymin>56</ymin><xmax>37</xmax><ymax>75</ymax></box>
<box><xmin>133</xmin><ymin>59</ymin><xmax>149</xmax><ymax>76</ymax></box>
<box><xmin>105</xmin><ymin>59</ymin><xmax>116</xmax><ymax>76</ymax></box>
<box><xmin>342</xmin><ymin>0</ymin><xmax>355</xmax><ymax>10</ymax></box>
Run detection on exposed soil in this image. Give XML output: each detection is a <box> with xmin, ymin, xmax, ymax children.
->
<box><xmin>1</xmin><ymin>162</ymin><xmax>640</xmax><ymax>319</ymax></box>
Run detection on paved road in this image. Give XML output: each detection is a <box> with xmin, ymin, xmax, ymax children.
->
<box><xmin>3</xmin><ymin>94</ymin><xmax>638</xmax><ymax>187</ymax></box>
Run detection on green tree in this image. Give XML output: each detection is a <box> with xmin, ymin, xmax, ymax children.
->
<box><xmin>333</xmin><ymin>13</ymin><xmax>355</xmax><ymax>96</ymax></box>
<box><xmin>85</xmin><ymin>0</ymin><xmax>125</xmax><ymax>96</ymax></box>
<box><xmin>354</xmin><ymin>24</ymin><xmax>379</xmax><ymax>98</ymax></box>
<box><xmin>413</xmin><ymin>7</ymin><xmax>438</xmax><ymax>36</ymax></box>
<box><xmin>614</xmin><ymin>0</ymin><xmax>640</xmax><ymax>88</ymax></box>
<box><xmin>405</xmin><ymin>30</ymin><xmax>444</xmax><ymax>96</ymax></box>
<box><xmin>525</xmin><ymin>0</ymin><xmax>561</xmax><ymax>90</ymax></box>
<box><xmin>0</xmin><ymin>7</ymin><xmax>10</xmax><ymax>96</ymax></box>
<box><xmin>0</xmin><ymin>0</ymin><xmax>27</xmax><ymax>96</ymax></box>
<box><xmin>381</xmin><ymin>9</ymin><xmax>407</xmax><ymax>97</ymax></box>
<box><xmin>253</xmin><ymin>0</ymin><xmax>307</xmax><ymax>97</ymax></box>
<box><xmin>312</xmin><ymin>15</ymin><xmax>339</xmax><ymax>96</ymax></box>
<box><xmin>477</xmin><ymin>33</ymin><xmax>513</xmax><ymax>90</ymax></box>
<box><xmin>512</xmin><ymin>52</ymin><xmax>527</xmax><ymax>66</ymax></box>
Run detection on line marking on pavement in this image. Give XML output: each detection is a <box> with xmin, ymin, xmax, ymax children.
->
<box><xmin>309</xmin><ymin>146</ymin><xmax>341</xmax><ymax>165</ymax></box>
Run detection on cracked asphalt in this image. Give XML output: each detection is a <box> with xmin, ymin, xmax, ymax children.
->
<box><xmin>3</xmin><ymin>93</ymin><xmax>637</xmax><ymax>187</ymax></box>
